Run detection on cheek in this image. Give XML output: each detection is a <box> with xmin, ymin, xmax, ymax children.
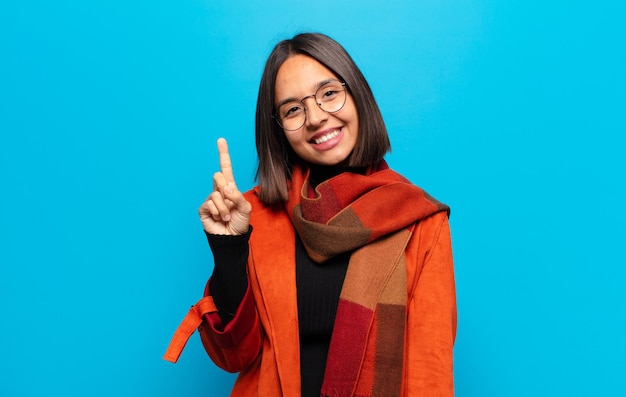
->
<box><xmin>284</xmin><ymin>131</ymin><xmax>305</xmax><ymax>149</ymax></box>
<box><xmin>342</xmin><ymin>99</ymin><xmax>359</xmax><ymax>128</ymax></box>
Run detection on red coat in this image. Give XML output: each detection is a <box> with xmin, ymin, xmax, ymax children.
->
<box><xmin>198</xmin><ymin>189</ymin><xmax>457</xmax><ymax>396</ymax></box>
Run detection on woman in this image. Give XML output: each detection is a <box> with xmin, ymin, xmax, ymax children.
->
<box><xmin>165</xmin><ymin>32</ymin><xmax>456</xmax><ymax>396</ymax></box>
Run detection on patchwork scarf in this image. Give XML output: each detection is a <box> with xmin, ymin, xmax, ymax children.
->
<box><xmin>285</xmin><ymin>160</ymin><xmax>449</xmax><ymax>397</ymax></box>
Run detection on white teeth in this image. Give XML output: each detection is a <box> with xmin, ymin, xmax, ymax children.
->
<box><xmin>313</xmin><ymin>130</ymin><xmax>340</xmax><ymax>144</ymax></box>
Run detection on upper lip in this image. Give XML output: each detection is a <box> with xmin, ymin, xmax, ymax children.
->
<box><xmin>309</xmin><ymin>127</ymin><xmax>341</xmax><ymax>143</ymax></box>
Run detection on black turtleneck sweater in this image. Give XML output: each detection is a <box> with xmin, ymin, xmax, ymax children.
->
<box><xmin>208</xmin><ymin>166</ymin><xmax>363</xmax><ymax>396</ymax></box>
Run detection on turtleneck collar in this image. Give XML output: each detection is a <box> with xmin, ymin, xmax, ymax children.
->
<box><xmin>307</xmin><ymin>164</ymin><xmax>367</xmax><ymax>189</ymax></box>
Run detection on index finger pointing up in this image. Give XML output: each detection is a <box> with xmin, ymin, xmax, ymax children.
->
<box><xmin>217</xmin><ymin>137</ymin><xmax>235</xmax><ymax>182</ymax></box>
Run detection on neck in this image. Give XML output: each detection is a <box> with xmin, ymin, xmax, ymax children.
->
<box><xmin>308</xmin><ymin>163</ymin><xmax>367</xmax><ymax>188</ymax></box>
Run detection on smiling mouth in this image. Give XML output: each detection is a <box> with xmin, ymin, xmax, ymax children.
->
<box><xmin>312</xmin><ymin>129</ymin><xmax>340</xmax><ymax>144</ymax></box>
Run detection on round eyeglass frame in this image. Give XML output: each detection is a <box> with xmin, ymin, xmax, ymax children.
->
<box><xmin>273</xmin><ymin>81</ymin><xmax>348</xmax><ymax>131</ymax></box>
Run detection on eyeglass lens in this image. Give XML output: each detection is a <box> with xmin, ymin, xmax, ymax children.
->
<box><xmin>276</xmin><ymin>81</ymin><xmax>346</xmax><ymax>131</ymax></box>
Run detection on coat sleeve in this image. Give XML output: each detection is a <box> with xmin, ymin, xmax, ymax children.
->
<box><xmin>198</xmin><ymin>191</ymin><xmax>270</xmax><ymax>373</ymax></box>
<box><xmin>198</xmin><ymin>278</ymin><xmax>263</xmax><ymax>373</ymax></box>
<box><xmin>404</xmin><ymin>212</ymin><xmax>457</xmax><ymax>396</ymax></box>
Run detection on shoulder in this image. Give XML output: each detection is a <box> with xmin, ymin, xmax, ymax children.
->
<box><xmin>243</xmin><ymin>187</ymin><xmax>279</xmax><ymax>213</ymax></box>
<box><xmin>411</xmin><ymin>211</ymin><xmax>450</xmax><ymax>249</ymax></box>
<box><xmin>244</xmin><ymin>187</ymin><xmax>291</xmax><ymax>226</ymax></box>
<box><xmin>416</xmin><ymin>210</ymin><xmax>449</xmax><ymax>234</ymax></box>
<box><xmin>243</xmin><ymin>187</ymin><xmax>263</xmax><ymax>208</ymax></box>
<box><xmin>406</xmin><ymin>211</ymin><xmax>451</xmax><ymax>264</ymax></box>
<box><xmin>405</xmin><ymin>211</ymin><xmax>453</xmax><ymax>293</ymax></box>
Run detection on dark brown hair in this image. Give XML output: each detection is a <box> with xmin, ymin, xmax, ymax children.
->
<box><xmin>255</xmin><ymin>32</ymin><xmax>390</xmax><ymax>204</ymax></box>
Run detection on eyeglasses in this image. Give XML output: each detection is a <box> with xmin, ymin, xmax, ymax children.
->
<box><xmin>274</xmin><ymin>80</ymin><xmax>347</xmax><ymax>131</ymax></box>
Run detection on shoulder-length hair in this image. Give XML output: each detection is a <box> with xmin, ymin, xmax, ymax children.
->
<box><xmin>255</xmin><ymin>32</ymin><xmax>390</xmax><ymax>205</ymax></box>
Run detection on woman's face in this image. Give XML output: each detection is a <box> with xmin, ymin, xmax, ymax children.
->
<box><xmin>274</xmin><ymin>54</ymin><xmax>359</xmax><ymax>166</ymax></box>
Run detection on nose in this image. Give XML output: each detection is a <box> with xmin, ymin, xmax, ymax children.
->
<box><xmin>303</xmin><ymin>97</ymin><xmax>328</xmax><ymax>128</ymax></box>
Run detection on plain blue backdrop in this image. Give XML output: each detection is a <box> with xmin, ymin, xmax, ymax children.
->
<box><xmin>2</xmin><ymin>1</ymin><xmax>624</xmax><ymax>396</ymax></box>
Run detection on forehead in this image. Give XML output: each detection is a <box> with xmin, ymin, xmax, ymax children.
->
<box><xmin>275</xmin><ymin>55</ymin><xmax>339</xmax><ymax>99</ymax></box>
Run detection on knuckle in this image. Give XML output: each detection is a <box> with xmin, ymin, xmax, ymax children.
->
<box><xmin>209</xmin><ymin>191</ymin><xmax>222</xmax><ymax>200</ymax></box>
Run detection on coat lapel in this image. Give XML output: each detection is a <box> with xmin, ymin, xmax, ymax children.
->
<box><xmin>248</xmin><ymin>202</ymin><xmax>301</xmax><ymax>395</ymax></box>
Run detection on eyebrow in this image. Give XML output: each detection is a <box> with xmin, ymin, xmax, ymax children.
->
<box><xmin>275</xmin><ymin>78</ymin><xmax>339</xmax><ymax>109</ymax></box>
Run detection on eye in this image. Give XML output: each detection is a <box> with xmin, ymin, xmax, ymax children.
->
<box><xmin>318</xmin><ymin>83</ymin><xmax>344</xmax><ymax>102</ymax></box>
<box><xmin>281</xmin><ymin>103</ymin><xmax>303</xmax><ymax>119</ymax></box>
<box><xmin>322</xmin><ymin>90</ymin><xmax>338</xmax><ymax>99</ymax></box>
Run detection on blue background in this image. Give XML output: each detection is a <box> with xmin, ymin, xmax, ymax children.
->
<box><xmin>2</xmin><ymin>1</ymin><xmax>624</xmax><ymax>396</ymax></box>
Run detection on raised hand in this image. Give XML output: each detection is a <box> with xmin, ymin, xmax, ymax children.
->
<box><xmin>198</xmin><ymin>138</ymin><xmax>252</xmax><ymax>235</ymax></box>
